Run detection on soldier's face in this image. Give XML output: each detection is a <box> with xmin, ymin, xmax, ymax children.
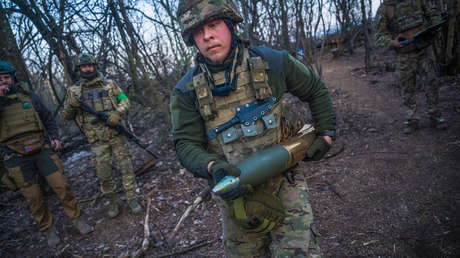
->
<box><xmin>80</xmin><ymin>64</ymin><xmax>95</xmax><ymax>73</ymax></box>
<box><xmin>193</xmin><ymin>19</ymin><xmax>232</xmax><ymax>64</ymax></box>
<box><xmin>0</xmin><ymin>73</ymin><xmax>13</xmax><ymax>93</ymax></box>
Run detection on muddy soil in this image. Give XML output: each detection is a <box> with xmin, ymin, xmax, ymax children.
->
<box><xmin>1</xmin><ymin>47</ymin><xmax>459</xmax><ymax>257</ymax></box>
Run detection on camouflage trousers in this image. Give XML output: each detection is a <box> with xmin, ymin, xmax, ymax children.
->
<box><xmin>3</xmin><ymin>148</ymin><xmax>81</xmax><ymax>231</ymax></box>
<box><xmin>91</xmin><ymin>136</ymin><xmax>137</xmax><ymax>200</ymax></box>
<box><xmin>219</xmin><ymin>171</ymin><xmax>322</xmax><ymax>258</ymax></box>
<box><xmin>397</xmin><ymin>46</ymin><xmax>441</xmax><ymax>122</ymax></box>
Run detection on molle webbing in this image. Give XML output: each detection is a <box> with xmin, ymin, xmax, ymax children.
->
<box><xmin>81</xmin><ymin>86</ymin><xmax>114</xmax><ymax>113</ymax></box>
<box><xmin>192</xmin><ymin>48</ymin><xmax>273</xmax><ymax>121</ymax></box>
<box><xmin>0</xmin><ymin>93</ymin><xmax>44</xmax><ymax>143</ymax></box>
<box><xmin>193</xmin><ymin>47</ymin><xmax>281</xmax><ymax>165</ymax></box>
<box><xmin>248</xmin><ymin>56</ymin><xmax>272</xmax><ymax>100</ymax></box>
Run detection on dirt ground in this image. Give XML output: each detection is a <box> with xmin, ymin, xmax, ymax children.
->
<box><xmin>1</xmin><ymin>47</ymin><xmax>459</xmax><ymax>257</ymax></box>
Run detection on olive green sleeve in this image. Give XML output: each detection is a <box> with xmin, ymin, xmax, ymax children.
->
<box><xmin>375</xmin><ymin>4</ymin><xmax>394</xmax><ymax>49</ymax></box>
<box><xmin>282</xmin><ymin>52</ymin><xmax>336</xmax><ymax>133</ymax></box>
<box><xmin>170</xmin><ymin>88</ymin><xmax>220</xmax><ymax>178</ymax></box>
<box><xmin>61</xmin><ymin>89</ymin><xmax>77</xmax><ymax>120</ymax></box>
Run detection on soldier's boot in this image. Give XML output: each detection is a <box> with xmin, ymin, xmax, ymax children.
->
<box><xmin>72</xmin><ymin>216</ymin><xmax>93</xmax><ymax>235</ymax></box>
<box><xmin>106</xmin><ymin>193</ymin><xmax>119</xmax><ymax>218</ymax></box>
<box><xmin>43</xmin><ymin>226</ymin><xmax>60</xmax><ymax>247</ymax></box>
<box><xmin>403</xmin><ymin>120</ymin><xmax>419</xmax><ymax>134</ymax></box>
<box><xmin>127</xmin><ymin>198</ymin><xmax>143</xmax><ymax>214</ymax></box>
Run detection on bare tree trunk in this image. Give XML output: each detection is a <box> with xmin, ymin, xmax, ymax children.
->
<box><xmin>360</xmin><ymin>0</ymin><xmax>370</xmax><ymax>72</ymax></box>
<box><xmin>0</xmin><ymin>2</ymin><xmax>32</xmax><ymax>85</ymax></box>
<box><xmin>279</xmin><ymin>0</ymin><xmax>291</xmax><ymax>51</ymax></box>
<box><xmin>110</xmin><ymin>0</ymin><xmax>170</xmax><ymax>124</ymax></box>
<box><xmin>12</xmin><ymin>0</ymin><xmax>76</xmax><ymax>84</ymax></box>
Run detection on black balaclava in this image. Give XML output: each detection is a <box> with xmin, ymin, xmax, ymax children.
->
<box><xmin>80</xmin><ymin>65</ymin><xmax>98</xmax><ymax>80</ymax></box>
<box><xmin>196</xmin><ymin>18</ymin><xmax>241</xmax><ymax>96</ymax></box>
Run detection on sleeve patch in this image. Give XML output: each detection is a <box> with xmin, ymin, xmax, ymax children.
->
<box><xmin>117</xmin><ymin>92</ymin><xmax>128</xmax><ymax>103</ymax></box>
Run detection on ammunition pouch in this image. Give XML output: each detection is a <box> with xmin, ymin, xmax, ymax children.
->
<box><xmin>1</xmin><ymin>171</ymin><xmax>18</xmax><ymax>191</ymax></box>
<box><xmin>232</xmin><ymin>188</ymin><xmax>285</xmax><ymax>233</ymax></box>
<box><xmin>4</xmin><ymin>133</ymin><xmax>44</xmax><ymax>155</ymax></box>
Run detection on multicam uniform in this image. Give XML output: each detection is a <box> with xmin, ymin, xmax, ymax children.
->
<box><xmin>62</xmin><ymin>74</ymin><xmax>137</xmax><ymax>201</ymax></box>
<box><xmin>171</xmin><ymin>41</ymin><xmax>336</xmax><ymax>257</ymax></box>
<box><xmin>376</xmin><ymin>0</ymin><xmax>444</xmax><ymax>127</ymax></box>
<box><xmin>0</xmin><ymin>83</ymin><xmax>81</xmax><ymax>232</ymax></box>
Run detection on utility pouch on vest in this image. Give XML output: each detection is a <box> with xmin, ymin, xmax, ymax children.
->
<box><xmin>248</xmin><ymin>57</ymin><xmax>272</xmax><ymax>100</ymax></box>
<box><xmin>232</xmin><ymin>188</ymin><xmax>286</xmax><ymax>233</ymax></box>
<box><xmin>4</xmin><ymin>133</ymin><xmax>44</xmax><ymax>155</ymax></box>
<box><xmin>193</xmin><ymin>73</ymin><xmax>216</xmax><ymax>120</ymax></box>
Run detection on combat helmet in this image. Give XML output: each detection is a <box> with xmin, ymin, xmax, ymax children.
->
<box><xmin>0</xmin><ymin>61</ymin><xmax>16</xmax><ymax>76</ymax></box>
<box><xmin>0</xmin><ymin>61</ymin><xmax>17</xmax><ymax>82</ymax></box>
<box><xmin>177</xmin><ymin>0</ymin><xmax>243</xmax><ymax>46</ymax></box>
<box><xmin>76</xmin><ymin>53</ymin><xmax>98</xmax><ymax>68</ymax></box>
<box><xmin>76</xmin><ymin>53</ymin><xmax>98</xmax><ymax>79</ymax></box>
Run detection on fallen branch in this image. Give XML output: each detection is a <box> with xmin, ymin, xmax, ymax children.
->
<box><xmin>132</xmin><ymin>193</ymin><xmax>152</xmax><ymax>257</ymax></box>
<box><xmin>153</xmin><ymin>239</ymin><xmax>216</xmax><ymax>258</ymax></box>
<box><xmin>135</xmin><ymin>158</ymin><xmax>158</xmax><ymax>176</ymax></box>
<box><xmin>168</xmin><ymin>186</ymin><xmax>211</xmax><ymax>244</ymax></box>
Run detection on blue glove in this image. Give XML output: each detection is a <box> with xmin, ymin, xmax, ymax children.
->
<box><xmin>210</xmin><ymin>160</ymin><xmax>243</xmax><ymax>200</ymax></box>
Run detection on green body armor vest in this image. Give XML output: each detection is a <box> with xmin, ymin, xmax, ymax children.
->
<box><xmin>0</xmin><ymin>93</ymin><xmax>45</xmax><ymax>154</ymax></box>
<box><xmin>192</xmin><ymin>48</ymin><xmax>282</xmax><ymax>165</ymax></box>
<box><xmin>192</xmin><ymin>48</ymin><xmax>289</xmax><ymax>233</ymax></box>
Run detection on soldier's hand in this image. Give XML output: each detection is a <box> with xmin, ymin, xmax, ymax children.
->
<box><xmin>305</xmin><ymin>136</ymin><xmax>332</xmax><ymax>161</ymax></box>
<box><xmin>209</xmin><ymin>160</ymin><xmax>244</xmax><ymax>200</ymax></box>
<box><xmin>51</xmin><ymin>139</ymin><xmax>61</xmax><ymax>151</ymax></box>
<box><xmin>107</xmin><ymin>111</ymin><xmax>122</xmax><ymax>126</ymax></box>
<box><xmin>393</xmin><ymin>36</ymin><xmax>406</xmax><ymax>48</ymax></box>
<box><xmin>0</xmin><ymin>86</ymin><xmax>8</xmax><ymax>97</ymax></box>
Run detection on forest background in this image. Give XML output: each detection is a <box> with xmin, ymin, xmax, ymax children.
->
<box><xmin>1</xmin><ymin>0</ymin><xmax>459</xmax><ymax>257</ymax></box>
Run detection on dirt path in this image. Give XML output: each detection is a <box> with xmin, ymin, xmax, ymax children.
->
<box><xmin>307</xmin><ymin>49</ymin><xmax>460</xmax><ymax>257</ymax></box>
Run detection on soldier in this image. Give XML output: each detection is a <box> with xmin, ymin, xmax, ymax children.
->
<box><xmin>170</xmin><ymin>1</ymin><xmax>336</xmax><ymax>257</ymax></box>
<box><xmin>0</xmin><ymin>61</ymin><xmax>92</xmax><ymax>247</ymax></box>
<box><xmin>62</xmin><ymin>54</ymin><xmax>142</xmax><ymax>218</ymax></box>
<box><xmin>376</xmin><ymin>0</ymin><xmax>447</xmax><ymax>133</ymax></box>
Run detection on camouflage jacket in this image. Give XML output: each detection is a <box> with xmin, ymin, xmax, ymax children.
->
<box><xmin>376</xmin><ymin>0</ymin><xmax>442</xmax><ymax>50</ymax></box>
<box><xmin>170</xmin><ymin>44</ymin><xmax>336</xmax><ymax>178</ymax></box>
<box><xmin>62</xmin><ymin>74</ymin><xmax>129</xmax><ymax>143</ymax></box>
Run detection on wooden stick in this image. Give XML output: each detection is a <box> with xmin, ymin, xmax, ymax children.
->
<box><xmin>153</xmin><ymin>239</ymin><xmax>216</xmax><ymax>258</ymax></box>
<box><xmin>168</xmin><ymin>186</ymin><xmax>211</xmax><ymax>244</ymax></box>
<box><xmin>135</xmin><ymin>158</ymin><xmax>158</xmax><ymax>176</ymax></box>
<box><xmin>133</xmin><ymin>194</ymin><xmax>153</xmax><ymax>257</ymax></box>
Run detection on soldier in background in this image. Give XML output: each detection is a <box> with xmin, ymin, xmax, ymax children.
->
<box><xmin>376</xmin><ymin>0</ymin><xmax>447</xmax><ymax>133</ymax></box>
<box><xmin>0</xmin><ymin>61</ymin><xmax>92</xmax><ymax>247</ymax></box>
<box><xmin>62</xmin><ymin>54</ymin><xmax>142</xmax><ymax>218</ymax></box>
<box><xmin>171</xmin><ymin>0</ymin><xmax>336</xmax><ymax>256</ymax></box>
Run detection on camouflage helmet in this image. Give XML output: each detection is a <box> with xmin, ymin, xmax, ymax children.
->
<box><xmin>0</xmin><ymin>61</ymin><xmax>16</xmax><ymax>76</ymax></box>
<box><xmin>177</xmin><ymin>0</ymin><xmax>243</xmax><ymax>46</ymax></box>
<box><xmin>76</xmin><ymin>53</ymin><xmax>98</xmax><ymax>68</ymax></box>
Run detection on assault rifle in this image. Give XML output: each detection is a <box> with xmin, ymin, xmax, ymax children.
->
<box><xmin>400</xmin><ymin>19</ymin><xmax>448</xmax><ymax>48</ymax></box>
<box><xmin>78</xmin><ymin>100</ymin><xmax>158</xmax><ymax>160</ymax></box>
